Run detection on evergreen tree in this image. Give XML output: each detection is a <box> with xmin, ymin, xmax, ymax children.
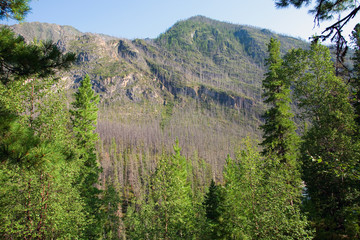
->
<box><xmin>71</xmin><ymin>75</ymin><xmax>100</xmax><ymax>150</ymax></box>
<box><xmin>351</xmin><ymin>23</ymin><xmax>360</xmax><ymax>127</ymax></box>
<box><xmin>0</xmin><ymin>0</ymin><xmax>31</xmax><ymax>21</ymax></box>
<box><xmin>202</xmin><ymin>179</ymin><xmax>226</xmax><ymax>239</ymax></box>
<box><xmin>275</xmin><ymin>0</ymin><xmax>358</xmax><ymax>66</ymax></box>
<box><xmin>257</xmin><ymin>38</ymin><xmax>312</xmax><ymax>239</ymax></box>
<box><xmin>70</xmin><ymin>74</ymin><xmax>104</xmax><ymax>238</ymax></box>
<box><xmin>221</xmin><ymin>148</ymin><xmax>261</xmax><ymax>239</ymax></box>
<box><xmin>0</xmin><ymin>73</ymin><xmax>86</xmax><ymax>239</ymax></box>
<box><xmin>287</xmin><ymin>42</ymin><xmax>360</xmax><ymax>239</ymax></box>
<box><xmin>0</xmin><ymin>27</ymin><xmax>75</xmax><ymax>86</ymax></box>
<box><xmin>102</xmin><ymin>182</ymin><xmax>121</xmax><ymax>240</ymax></box>
<box><xmin>0</xmin><ymin>9</ymin><xmax>86</xmax><ymax>237</ymax></box>
<box><xmin>221</xmin><ymin>139</ymin><xmax>312</xmax><ymax>239</ymax></box>
<box><xmin>125</xmin><ymin>142</ymin><xmax>197</xmax><ymax>239</ymax></box>
<box><xmin>260</xmin><ymin>38</ymin><xmax>303</xmax><ymax>216</ymax></box>
<box><xmin>260</xmin><ymin>37</ymin><xmax>299</xmax><ymax>166</ymax></box>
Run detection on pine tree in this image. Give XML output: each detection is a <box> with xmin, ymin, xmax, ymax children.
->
<box><xmin>0</xmin><ymin>76</ymin><xmax>86</xmax><ymax>239</ymax></box>
<box><xmin>0</xmin><ymin>21</ymin><xmax>86</xmax><ymax>238</ymax></box>
<box><xmin>70</xmin><ymin>74</ymin><xmax>103</xmax><ymax>238</ymax></box>
<box><xmin>0</xmin><ymin>0</ymin><xmax>31</xmax><ymax>21</ymax></box>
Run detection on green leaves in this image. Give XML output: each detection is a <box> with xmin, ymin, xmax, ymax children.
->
<box><xmin>219</xmin><ymin>139</ymin><xmax>312</xmax><ymax>239</ymax></box>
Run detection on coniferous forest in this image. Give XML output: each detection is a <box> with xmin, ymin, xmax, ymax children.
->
<box><xmin>1</xmin><ymin>0</ymin><xmax>360</xmax><ymax>239</ymax></box>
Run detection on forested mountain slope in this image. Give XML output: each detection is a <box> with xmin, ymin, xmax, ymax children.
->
<box><xmin>8</xmin><ymin>15</ymin><xmax>309</xmax><ymax>176</ymax></box>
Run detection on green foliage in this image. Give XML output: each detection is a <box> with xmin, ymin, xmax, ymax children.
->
<box><xmin>160</xmin><ymin>99</ymin><xmax>174</xmax><ymax>130</ymax></box>
<box><xmin>286</xmin><ymin>42</ymin><xmax>360</xmax><ymax>239</ymax></box>
<box><xmin>0</xmin><ymin>0</ymin><xmax>31</xmax><ymax>21</ymax></box>
<box><xmin>202</xmin><ymin>179</ymin><xmax>227</xmax><ymax>239</ymax></box>
<box><xmin>260</xmin><ymin>38</ymin><xmax>299</xmax><ymax>166</ymax></box>
<box><xmin>125</xmin><ymin>142</ymin><xmax>198</xmax><ymax>239</ymax></box>
<box><xmin>219</xmin><ymin>139</ymin><xmax>313</xmax><ymax>239</ymax></box>
<box><xmin>102</xmin><ymin>182</ymin><xmax>121</xmax><ymax>240</ymax></box>
<box><xmin>71</xmin><ymin>75</ymin><xmax>100</xmax><ymax>149</ymax></box>
<box><xmin>275</xmin><ymin>0</ymin><xmax>358</xmax><ymax>22</ymax></box>
<box><xmin>0</xmin><ymin>27</ymin><xmax>75</xmax><ymax>85</ymax></box>
<box><xmin>70</xmin><ymin>74</ymin><xmax>104</xmax><ymax>238</ymax></box>
<box><xmin>0</xmin><ymin>48</ymin><xmax>86</xmax><ymax>238</ymax></box>
<box><xmin>351</xmin><ymin>23</ymin><xmax>360</xmax><ymax>127</ymax></box>
<box><xmin>0</xmin><ymin>156</ymin><xmax>85</xmax><ymax>239</ymax></box>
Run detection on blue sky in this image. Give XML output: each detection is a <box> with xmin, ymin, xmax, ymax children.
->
<box><xmin>2</xmin><ymin>0</ymin><xmax>360</xmax><ymax>42</ymax></box>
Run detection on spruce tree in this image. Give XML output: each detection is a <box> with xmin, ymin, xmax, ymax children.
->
<box><xmin>260</xmin><ymin>38</ymin><xmax>302</xmax><ymax>207</ymax></box>
<box><xmin>70</xmin><ymin>74</ymin><xmax>103</xmax><ymax>238</ymax></box>
<box><xmin>288</xmin><ymin>42</ymin><xmax>360</xmax><ymax>239</ymax></box>
<box><xmin>202</xmin><ymin>179</ymin><xmax>226</xmax><ymax>239</ymax></box>
<box><xmin>351</xmin><ymin>23</ymin><xmax>360</xmax><ymax>127</ymax></box>
<box><xmin>260</xmin><ymin>37</ymin><xmax>299</xmax><ymax>166</ymax></box>
<box><xmin>258</xmin><ymin>38</ymin><xmax>311</xmax><ymax>239</ymax></box>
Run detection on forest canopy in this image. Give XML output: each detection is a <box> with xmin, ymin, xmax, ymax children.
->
<box><xmin>0</xmin><ymin>0</ymin><xmax>360</xmax><ymax>239</ymax></box>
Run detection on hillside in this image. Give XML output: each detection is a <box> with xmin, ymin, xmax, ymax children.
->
<box><xmin>8</xmin><ymin>16</ymin><xmax>309</xmax><ymax>177</ymax></box>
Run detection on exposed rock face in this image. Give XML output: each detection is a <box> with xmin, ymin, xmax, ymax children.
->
<box><xmin>117</xmin><ymin>40</ymin><xmax>139</xmax><ymax>59</ymax></box>
<box><xmin>7</xmin><ymin>16</ymin><xmax>307</xmax><ymax>121</ymax></box>
<box><xmin>4</xmin><ymin>16</ymin><xmax>311</xmax><ymax>169</ymax></box>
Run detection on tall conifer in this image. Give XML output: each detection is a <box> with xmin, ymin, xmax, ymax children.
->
<box><xmin>260</xmin><ymin>38</ymin><xmax>298</xmax><ymax>166</ymax></box>
<box><xmin>351</xmin><ymin>23</ymin><xmax>360</xmax><ymax>127</ymax></box>
<box><xmin>288</xmin><ymin>42</ymin><xmax>360</xmax><ymax>239</ymax></box>
<box><xmin>258</xmin><ymin>38</ymin><xmax>311</xmax><ymax>239</ymax></box>
<box><xmin>70</xmin><ymin>74</ymin><xmax>103</xmax><ymax>238</ymax></box>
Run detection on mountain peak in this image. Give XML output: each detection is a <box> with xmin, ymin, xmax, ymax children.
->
<box><xmin>7</xmin><ymin>22</ymin><xmax>82</xmax><ymax>42</ymax></box>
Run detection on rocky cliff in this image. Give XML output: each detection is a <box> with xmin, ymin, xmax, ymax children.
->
<box><xmin>6</xmin><ymin>16</ymin><xmax>309</xmax><ymax>170</ymax></box>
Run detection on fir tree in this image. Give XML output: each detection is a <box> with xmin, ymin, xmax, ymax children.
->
<box><xmin>258</xmin><ymin>38</ymin><xmax>312</xmax><ymax>239</ymax></box>
<box><xmin>70</xmin><ymin>74</ymin><xmax>103</xmax><ymax>238</ymax></box>
<box><xmin>202</xmin><ymin>179</ymin><xmax>226</xmax><ymax>239</ymax></box>
<box><xmin>288</xmin><ymin>42</ymin><xmax>360</xmax><ymax>239</ymax></box>
<box><xmin>260</xmin><ymin>37</ymin><xmax>299</xmax><ymax>166</ymax></box>
<box><xmin>351</xmin><ymin>23</ymin><xmax>360</xmax><ymax>127</ymax></box>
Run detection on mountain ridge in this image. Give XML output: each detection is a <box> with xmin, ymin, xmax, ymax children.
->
<box><xmin>5</xmin><ymin>16</ymin><xmax>310</xmax><ymax>172</ymax></box>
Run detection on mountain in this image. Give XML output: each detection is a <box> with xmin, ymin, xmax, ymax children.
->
<box><xmin>7</xmin><ymin>16</ymin><xmax>309</xmax><ymax>176</ymax></box>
